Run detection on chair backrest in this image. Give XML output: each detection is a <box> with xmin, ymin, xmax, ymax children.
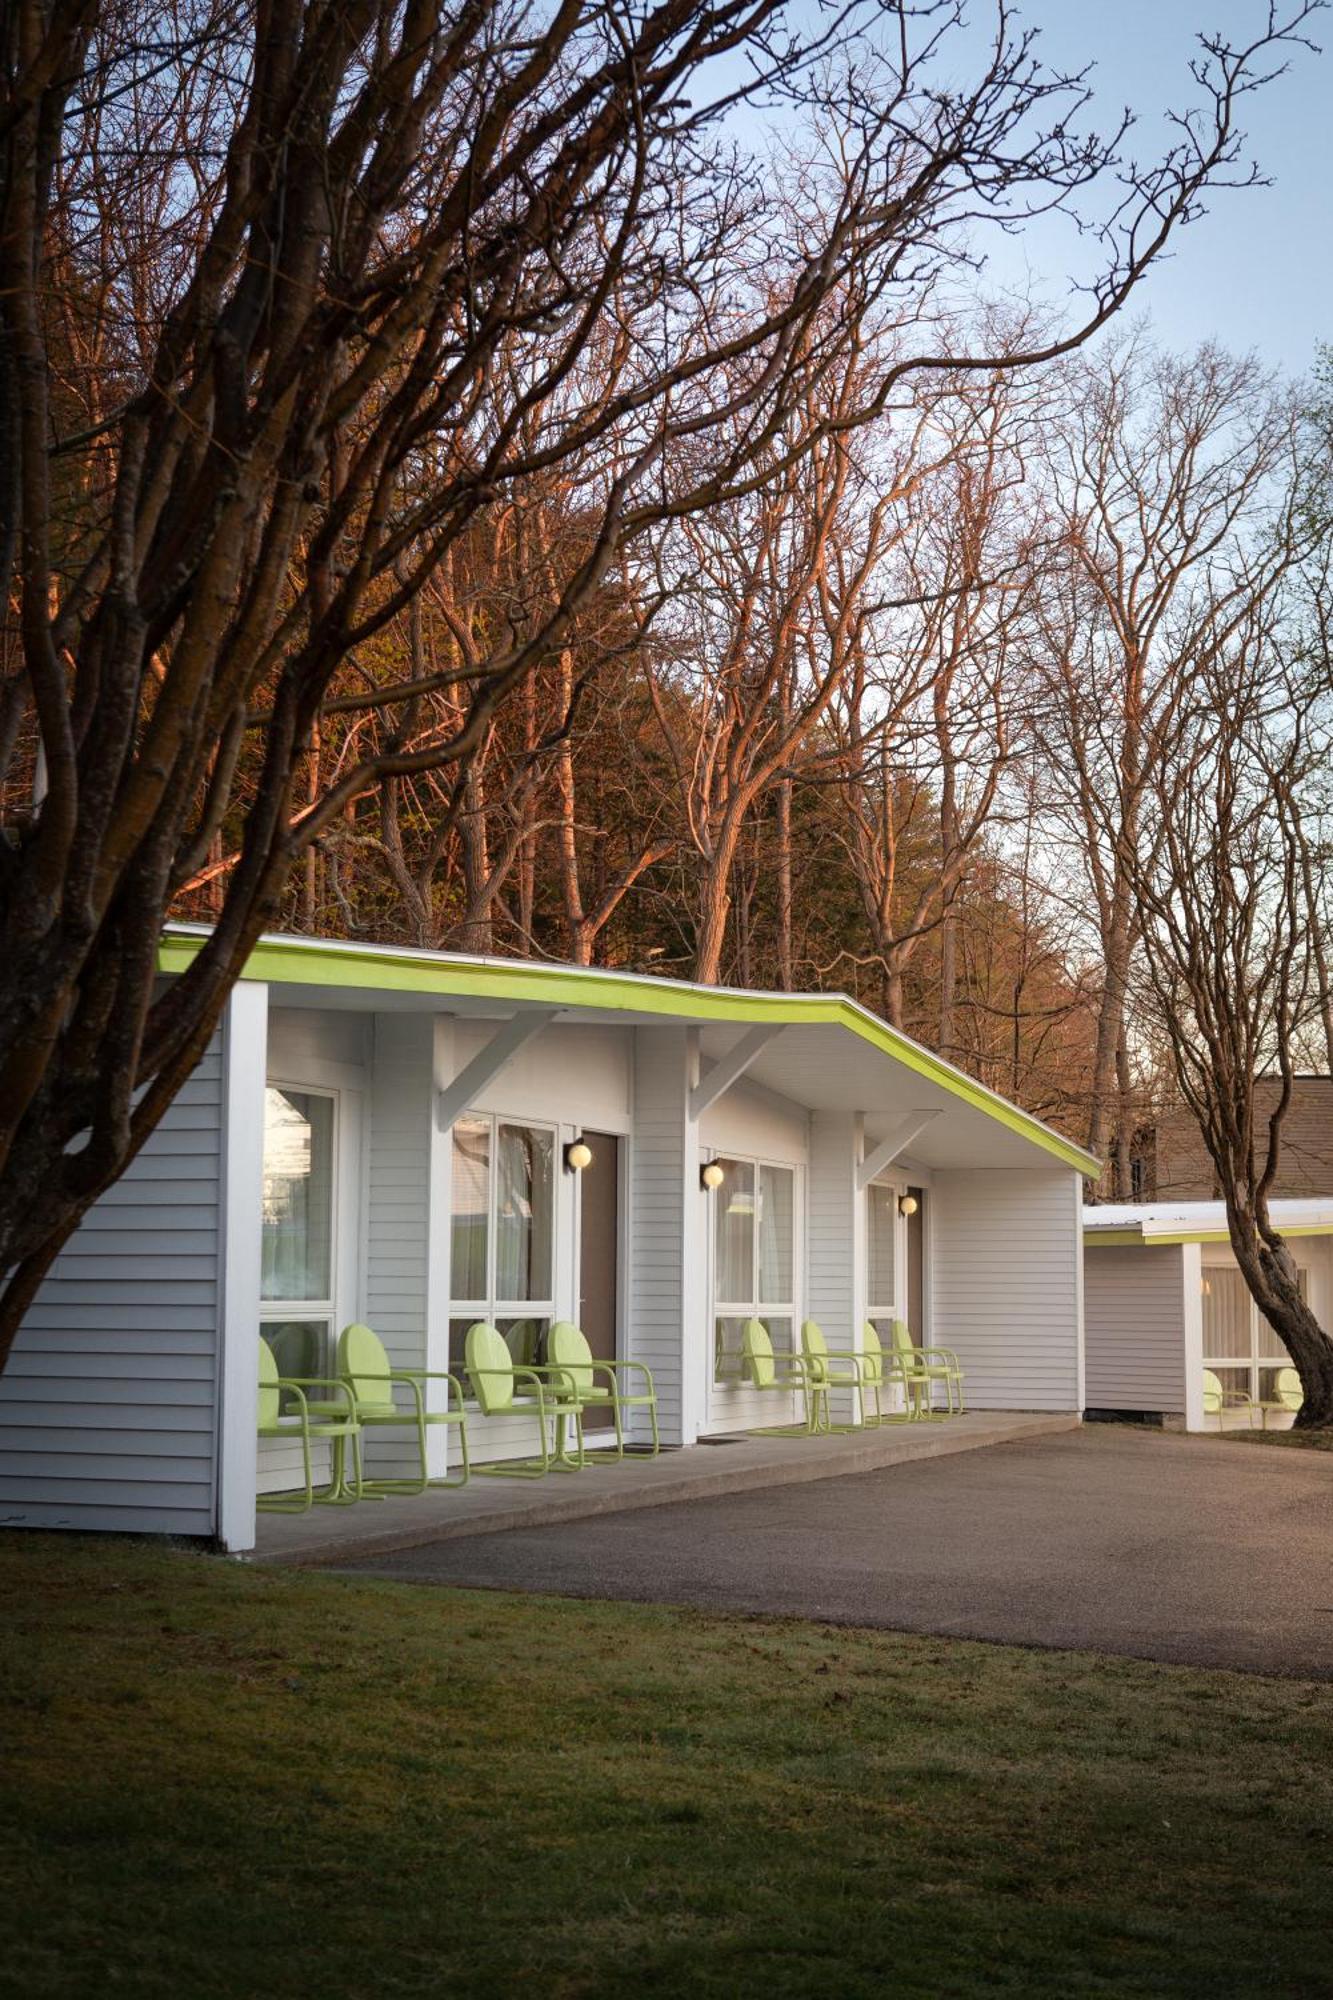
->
<box><xmin>890</xmin><ymin>1318</ymin><xmax>916</xmax><ymax>1359</ymax></box>
<box><xmin>465</xmin><ymin>1322</ymin><xmax>516</xmax><ymax>1414</ymax></box>
<box><xmin>257</xmin><ymin>1336</ymin><xmax>281</xmax><ymax>1428</ymax></box>
<box><xmin>861</xmin><ymin>1321</ymin><xmax>885</xmax><ymax>1386</ymax></box>
<box><xmin>339</xmin><ymin>1321</ymin><xmax>391</xmax><ymax>1405</ymax></box>
<box><xmin>742</xmin><ymin>1318</ymin><xmax>776</xmax><ymax>1389</ymax></box>
<box><xmin>801</xmin><ymin>1319</ymin><xmax>829</xmax><ymax>1384</ymax></box>
<box><xmin>548</xmin><ymin>1321</ymin><xmax>594</xmax><ymax>1396</ymax></box>
<box><xmin>1277</xmin><ymin>1366</ymin><xmax>1303</xmax><ymax>1412</ymax></box>
<box><xmin>1201</xmin><ymin>1367</ymin><xmax>1225</xmax><ymax>1414</ymax></box>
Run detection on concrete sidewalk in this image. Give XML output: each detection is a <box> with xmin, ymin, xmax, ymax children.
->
<box><xmin>330</xmin><ymin>1427</ymin><xmax>1333</xmax><ymax>1678</ymax></box>
<box><xmin>254</xmin><ymin>1409</ymin><xmax>1077</xmax><ymax>1567</ymax></box>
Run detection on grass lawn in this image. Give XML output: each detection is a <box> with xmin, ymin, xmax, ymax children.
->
<box><xmin>3</xmin><ymin>1537</ymin><xmax>1331</xmax><ymax>1999</ymax></box>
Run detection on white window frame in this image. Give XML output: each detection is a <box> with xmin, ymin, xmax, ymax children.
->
<box><xmin>709</xmin><ymin>1151</ymin><xmax>800</xmax><ymax>1382</ymax></box>
<box><xmin>1200</xmin><ymin>1253</ymin><xmax>1307</xmax><ymax>1400</ymax></box>
<box><xmin>258</xmin><ymin>1079</ymin><xmax>342</xmax><ymax>1377</ymax></box>
<box><xmin>449</xmin><ymin>1112</ymin><xmax>559</xmax><ymax>1384</ymax></box>
<box><xmin>865</xmin><ymin>1172</ymin><xmax>907</xmax><ymax>1328</ymax></box>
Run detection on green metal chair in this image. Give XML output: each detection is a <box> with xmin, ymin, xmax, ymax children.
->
<box><xmin>852</xmin><ymin>1321</ymin><xmax>915</xmax><ymax>1426</ymax></box>
<box><xmin>256</xmin><ymin>1335</ymin><xmax>363</xmax><ymax>1513</ymax></box>
<box><xmin>464</xmin><ymin>1320</ymin><xmax>586</xmax><ymax>1476</ymax></box>
<box><xmin>1202</xmin><ymin>1366</ymin><xmax>1259</xmax><ymax>1429</ymax></box>
<box><xmin>302</xmin><ymin>1322</ymin><xmax>470</xmax><ymax>1495</ymax></box>
<box><xmin>546</xmin><ymin>1321</ymin><xmax>660</xmax><ymax>1458</ymax></box>
<box><xmin>888</xmin><ymin>1317</ymin><xmax>965</xmax><ymax>1418</ymax></box>
<box><xmin>1258</xmin><ymin>1366</ymin><xmax>1303</xmax><ymax>1429</ymax></box>
<box><xmin>800</xmin><ymin>1319</ymin><xmax>866</xmax><ymax>1433</ymax></box>
<box><xmin>740</xmin><ymin>1318</ymin><xmax>816</xmax><ymax>1435</ymax></box>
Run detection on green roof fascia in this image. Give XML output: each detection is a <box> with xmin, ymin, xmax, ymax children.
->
<box><xmin>158</xmin><ymin>927</ymin><xmax>1100</xmax><ymax>1177</ymax></box>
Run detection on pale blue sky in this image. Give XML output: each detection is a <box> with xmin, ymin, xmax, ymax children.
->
<box><xmin>736</xmin><ymin>2</ymin><xmax>1329</xmax><ymax>381</ymax></box>
<box><xmin>990</xmin><ymin>0</ymin><xmax>1330</xmax><ymax>379</ymax></box>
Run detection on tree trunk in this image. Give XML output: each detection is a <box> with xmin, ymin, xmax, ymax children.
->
<box><xmin>1114</xmin><ymin>1025</ymin><xmax>1134</xmax><ymax>1199</ymax></box>
<box><xmin>881</xmin><ymin>958</ymin><xmax>905</xmax><ymax>1030</ymax></box>
<box><xmin>775</xmin><ymin>776</ymin><xmax>793</xmax><ymax>991</ymax></box>
<box><xmin>693</xmin><ymin>868</ymin><xmax>732</xmax><ymax>986</ymax></box>
<box><xmin>938</xmin><ymin>906</ymin><xmax>957</xmax><ymax>1058</ymax></box>
<box><xmin>1087</xmin><ymin>878</ymin><xmax>1132</xmax><ymax>1163</ymax></box>
<box><xmin>458</xmin><ymin>765</ymin><xmax>494</xmax><ymax>956</ymax></box>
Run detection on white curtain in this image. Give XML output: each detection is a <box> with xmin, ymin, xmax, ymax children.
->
<box><xmin>261</xmin><ymin>1089</ymin><xmax>333</xmax><ymax>1303</ymax></box>
<box><xmin>450</xmin><ymin>1115</ymin><xmax>491</xmax><ymax>1301</ymax></box>
<box><xmin>866</xmin><ymin>1179</ymin><xmax>896</xmax><ymax>1314</ymax></box>
<box><xmin>714</xmin><ymin>1158</ymin><xmax>754</xmax><ymax>1303</ymax></box>
<box><xmin>495</xmin><ymin>1123</ymin><xmax>554</xmax><ymax>1304</ymax></box>
<box><xmin>758</xmin><ymin>1164</ymin><xmax>794</xmax><ymax>1303</ymax></box>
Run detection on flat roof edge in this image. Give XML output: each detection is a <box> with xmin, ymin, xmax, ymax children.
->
<box><xmin>1085</xmin><ymin>1222</ymin><xmax>1333</xmax><ymax>1246</ymax></box>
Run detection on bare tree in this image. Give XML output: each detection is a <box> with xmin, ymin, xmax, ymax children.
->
<box><xmin>1034</xmin><ymin>337</ymin><xmax>1301</xmax><ymax>1187</ymax></box>
<box><xmin>823</xmin><ymin>374</ymin><xmax>1037</xmax><ymax>1033</ymax></box>
<box><xmin>0</xmin><ymin>0</ymin><xmax>1316</xmax><ymax>1368</ymax></box>
<box><xmin>648</xmin><ymin>332</ymin><xmax>928</xmax><ymax>984</ymax></box>
<box><xmin>1127</xmin><ymin>565</ymin><xmax>1333</xmax><ymax>1425</ymax></box>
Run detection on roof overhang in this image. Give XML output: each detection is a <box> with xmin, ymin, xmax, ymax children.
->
<box><xmin>160</xmin><ymin>925</ymin><xmax>1099</xmax><ymax>1178</ymax></box>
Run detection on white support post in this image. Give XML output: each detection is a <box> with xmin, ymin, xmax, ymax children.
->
<box><xmin>1072</xmin><ymin>1173</ymin><xmax>1087</xmax><ymax>1417</ymax></box>
<box><xmin>688</xmin><ymin>1025</ymin><xmax>781</xmax><ymax>1121</ymax></box>
<box><xmin>682</xmin><ymin>1030</ymin><xmax>707</xmax><ymax>1445</ymax></box>
<box><xmin>215</xmin><ymin>980</ymin><xmax>269</xmax><ymax>1553</ymax></box>
<box><xmin>857</xmin><ymin>1109</ymin><xmax>941</xmax><ymax>1192</ymax></box>
<box><xmin>423</xmin><ymin>1016</ymin><xmax>456</xmax><ymax>1476</ymax></box>
<box><xmin>434</xmin><ymin>1008</ymin><xmax>557</xmax><ymax>1132</ymax></box>
<box><xmin>1182</xmin><ymin>1242</ymin><xmax>1205</xmax><ymax>1432</ymax></box>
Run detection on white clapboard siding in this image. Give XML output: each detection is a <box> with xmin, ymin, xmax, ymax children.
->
<box><xmin>629</xmin><ymin>1029</ymin><xmax>688</xmax><ymax>1443</ymax></box>
<box><xmin>801</xmin><ymin>1109</ymin><xmax>864</xmax><ymax>1427</ymax></box>
<box><xmin>361</xmin><ymin>1012</ymin><xmax>435</xmax><ymax>1478</ymax></box>
<box><xmin>931</xmin><ymin>1169</ymin><xmax>1082</xmax><ymax>1410</ymax></box>
<box><xmin>1084</xmin><ymin>1244</ymin><xmax>1186</xmax><ymax>1414</ymax></box>
<box><xmin>0</xmin><ymin>1041</ymin><xmax>223</xmax><ymax>1536</ymax></box>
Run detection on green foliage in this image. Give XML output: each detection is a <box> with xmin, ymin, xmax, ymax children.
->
<box><xmin>3</xmin><ymin>1537</ymin><xmax>1332</xmax><ymax>1999</ymax></box>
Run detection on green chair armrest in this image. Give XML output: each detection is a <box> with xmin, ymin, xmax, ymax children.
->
<box><xmin>276</xmin><ymin>1375</ymin><xmax>354</xmax><ymax>1409</ymax></box>
<box><xmin>523</xmin><ymin>1363</ymin><xmax>582</xmax><ymax>1397</ymax></box>
<box><xmin>342</xmin><ymin>1368</ymin><xmax>468</xmax><ymax>1412</ymax></box>
<box><xmin>751</xmin><ymin>1355</ymin><xmax>814</xmax><ymax>1386</ymax></box>
<box><xmin>467</xmin><ymin>1364</ymin><xmax>546</xmax><ymax>1413</ymax></box>
<box><xmin>599</xmin><ymin>1359</ymin><xmax>657</xmax><ymax>1392</ymax></box>
<box><xmin>810</xmin><ymin>1350</ymin><xmax>867</xmax><ymax>1385</ymax></box>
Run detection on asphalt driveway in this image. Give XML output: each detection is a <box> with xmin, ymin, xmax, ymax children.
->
<box><xmin>335</xmin><ymin>1426</ymin><xmax>1333</xmax><ymax>1677</ymax></box>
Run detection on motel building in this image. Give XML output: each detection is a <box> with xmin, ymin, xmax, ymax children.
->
<box><xmin>0</xmin><ymin>930</ymin><xmax>1095</xmax><ymax>1549</ymax></box>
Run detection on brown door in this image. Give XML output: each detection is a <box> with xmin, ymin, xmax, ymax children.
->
<box><xmin>907</xmin><ymin>1187</ymin><xmax>925</xmax><ymax>1337</ymax></box>
<box><xmin>578</xmin><ymin>1133</ymin><xmax>620</xmax><ymax>1428</ymax></box>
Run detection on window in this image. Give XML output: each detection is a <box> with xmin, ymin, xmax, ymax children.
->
<box><xmin>260</xmin><ymin>1086</ymin><xmax>337</xmax><ymax>1389</ymax></box>
<box><xmin>449</xmin><ymin>1115</ymin><xmax>556</xmax><ymax>1382</ymax></box>
<box><xmin>866</xmin><ymin>1176</ymin><xmax>899</xmax><ymax>1330</ymax></box>
<box><xmin>1201</xmin><ymin>1263</ymin><xmax>1304</xmax><ymax>1404</ymax></box>
<box><xmin>711</xmin><ymin>1156</ymin><xmax>796</xmax><ymax>1382</ymax></box>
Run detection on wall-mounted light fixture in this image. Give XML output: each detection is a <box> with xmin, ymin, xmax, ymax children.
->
<box><xmin>564</xmin><ymin>1138</ymin><xmax>594</xmax><ymax>1174</ymax></box>
<box><xmin>1201</xmin><ymin>1276</ymin><xmax>1212</xmax><ymax>1297</ymax></box>
<box><xmin>898</xmin><ymin>1193</ymin><xmax>919</xmax><ymax>1217</ymax></box>
<box><xmin>700</xmin><ymin>1160</ymin><xmax>725</xmax><ymax>1191</ymax></box>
